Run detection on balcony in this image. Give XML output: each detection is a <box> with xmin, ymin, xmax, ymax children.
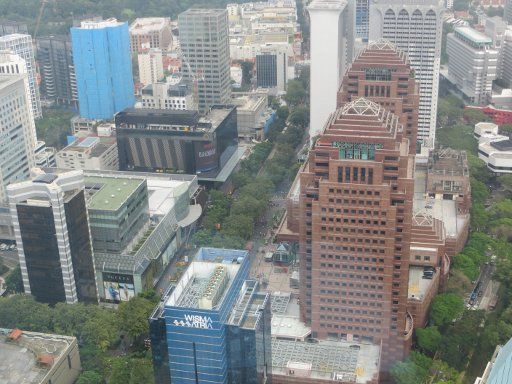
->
<box><xmin>404</xmin><ymin>311</ymin><xmax>414</xmax><ymax>340</ymax></box>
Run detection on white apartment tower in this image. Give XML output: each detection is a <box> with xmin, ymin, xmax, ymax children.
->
<box><xmin>0</xmin><ymin>34</ymin><xmax>42</xmax><ymax>119</ymax></box>
<box><xmin>500</xmin><ymin>28</ymin><xmax>512</xmax><ymax>86</ymax></box>
<box><xmin>308</xmin><ymin>0</ymin><xmax>355</xmax><ymax>138</ymax></box>
<box><xmin>0</xmin><ymin>75</ymin><xmax>36</xmax><ymax>204</ymax></box>
<box><xmin>138</xmin><ymin>48</ymin><xmax>164</xmax><ymax>86</ymax></box>
<box><xmin>369</xmin><ymin>0</ymin><xmax>444</xmax><ymax>149</ymax></box>
<box><xmin>447</xmin><ymin>27</ymin><xmax>498</xmax><ymax>105</ymax></box>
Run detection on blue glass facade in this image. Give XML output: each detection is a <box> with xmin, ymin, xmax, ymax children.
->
<box><xmin>355</xmin><ymin>0</ymin><xmax>369</xmax><ymax>42</ymax></box>
<box><xmin>158</xmin><ymin>248</ymin><xmax>270</xmax><ymax>384</ymax></box>
<box><xmin>71</xmin><ymin>20</ymin><xmax>135</xmax><ymax>120</ymax></box>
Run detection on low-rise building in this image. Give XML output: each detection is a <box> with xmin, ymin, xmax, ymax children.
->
<box><xmin>446</xmin><ymin>26</ymin><xmax>499</xmax><ymax>105</ymax></box>
<box><xmin>116</xmin><ymin>106</ymin><xmax>238</xmax><ymax>177</ymax></box>
<box><xmin>479</xmin><ymin>138</ymin><xmax>512</xmax><ymax>174</ymax></box>
<box><xmin>232</xmin><ymin>91</ymin><xmax>270</xmax><ymax>139</ymax></box>
<box><xmin>56</xmin><ymin>135</ymin><xmax>118</xmax><ymax>171</ymax></box>
<box><xmin>0</xmin><ymin>328</ymin><xmax>81</xmax><ymax>384</ymax></box>
<box><xmin>71</xmin><ymin>116</ymin><xmax>100</xmax><ymax>135</ymax></box>
<box><xmin>34</xmin><ymin>141</ymin><xmax>56</xmax><ymax>168</ymax></box>
<box><xmin>139</xmin><ymin>81</ymin><xmax>195</xmax><ymax>110</ymax></box>
<box><xmin>83</xmin><ymin>170</ymin><xmax>202</xmax><ymax>301</ymax></box>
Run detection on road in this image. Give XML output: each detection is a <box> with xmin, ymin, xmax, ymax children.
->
<box><xmin>467</xmin><ymin>263</ymin><xmax>497</xmax><ymax>310</ymax></box>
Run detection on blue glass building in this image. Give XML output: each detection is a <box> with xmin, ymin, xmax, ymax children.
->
<box><xmin>71</xmin><ymin>19</ymin><xmax>135</xmax><ymax>120</ymax></box>
<box><xmin>355</xmin><ymin>0</ymin><xmax>369</xmax><ymax>42</ymax></box>
<box><xmin>150</xmin><ymin>247</ymin><xmax>271</xmax><ymax>384</ymax></box>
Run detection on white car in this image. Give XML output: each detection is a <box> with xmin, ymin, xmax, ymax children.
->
<box><xmin>0</xmin><ymin>244</ymin><xmax>6</xmax><ymax>251</ymax></box>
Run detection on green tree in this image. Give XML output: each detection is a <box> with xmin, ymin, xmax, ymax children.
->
<box><xmin>128</xmin><ymin>358</ymin><xmax>155</xmax><ymax>384</ymax></box>
<box><xmin>240</xmin><ymin>61</ymin><xmax>253</xmax><ymax>86</ymax></box>
<box><xmin>222</xmin><ymin>214</ymin><xmax>254</xmax><ymax>240</ymax></box>
<box><xmin>4</xmin><ymin>265</ymin><xmax>23</xmax><ymax>294</ymax></box>
<box><xmin>35</xmin><ymin>108</ymin><xmax>75</xmax><ymax>149</ymax></box>
<box><xmin>0</xmin><ymin>295</ymin><xmax>53</xmax><ymax>332</ymax></box>
<box><xmin>118</xmin><ymin>296</ymin><xmax>155</xmax><ymax>341</ymax></box>
<box><xmin>53</xmin><ymin>302</ymin><xmax>91</xmax><ymax>339</ymax></box>
<box><xmin>108</xmin><ymin>358</ymin><xmax>131</xmax><ymax>384</ymax></box>
<box><xmin>445</xmin><ymin>269</ymin><xmax>472</xmax><ymax>297</ymax></box>
<box><xmin>416</xmin><ymin>326</ymin><xmax>442</xmax><ymax>355</ymax></box>
<box><xmin>283</xmin><ymin>80</ymin><xmax>306</xmax><ymax>106</ymax></box>
<box><xmin>288</xmin><ymin>106</ymin><xmax>309</xmax><ymax>128</ymax></box>
<box><xmin>499</xmin><ymin>124</ymin><xmax>512</xmax><ymax>136</ymax></box>
<box><xmin>276</xmin><ymin>105</ymin><xmax>290</xmax><ymax>120</ymax></box>
<box><xmin>81</xmin><ymin>308</ymin><xmax>119</xmax><ymax>351</ymax></box>
<box><xmin>76</xmin><ymin>370</ymin><xmax>103</xmax><ymax>384</ymax></box>
<box><xmin>463</xmin><ymin>109</ymin><xmax>489</xmax><ymax>125</ymax></box>
<box><xmin>429</xmin><ymin>294</ymin><xmax>464</xmax><ymax>326</ymax></box>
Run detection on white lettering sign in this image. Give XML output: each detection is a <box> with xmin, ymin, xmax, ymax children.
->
<box><xmin>173</xmin><ymin>314</ymin><xmax>213</xmax><ymax>329</ymax></box>
<box><xmin>198</xmin><ymin>148</ymin><xmax>216</xmax><ymax>158</ymax></box>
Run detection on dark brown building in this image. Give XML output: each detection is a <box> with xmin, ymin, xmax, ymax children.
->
<box><xmin>297</xmin><ymin>98</ymin><xmax>415</xmax><ymax>372</ymax></box>
<box><xmin>337</xmin><ymin>40</ymin><xmax>419</xmax><ymax>154</ymax></box>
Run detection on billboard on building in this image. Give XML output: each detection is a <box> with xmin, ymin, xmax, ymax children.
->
<box><xmin>103</xmin><ymin>273</ymin><xmax>136</xmax><ymax>302</ymax></box>
<box><xmin>194</xmin><ymin>141</ymin><xmax>219</xmax><ymax>173</ymax></box>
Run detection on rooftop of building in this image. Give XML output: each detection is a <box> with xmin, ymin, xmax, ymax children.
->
<box><xmin>129</xmin><ymin>17</ymin><xmax>169</xmax><ymax>33</ymax></box>
<box><xmin>454</xmin><ymin>26</ymin><xmax>493</xmax><ymax>44</ymax></box>
<box><xmin>232</xmin><ymin>93</ymin><xmax>267</xmax><ymax>112</ymax></box>
<box><xmin>486</xmin><ymin>337</ymin><xmax>512</xmax><ymax>384</ymax></box>
<box><xmin>317</xmin><ymin>98</ymin><xmax>402</xmax><ymax>146</ymax></box>
<box><xmin>271</xmin><ymin>338</ymin><xmax>380</xmax><ymax>383</ymax></box>
<box><xmin>228</xmin><ymin>280</ymin><xmax>269</xmax><ymax>329</ymax></box>
<box><xmin>60</xmin><ymin>136</ymin><xmax>116</xmax><ymax>156</ymax></box>
<box><xmin>0</xmin><ymin>73</ymin><xmax>23</xmax><ymax>89</ymax></box>
<box><xmin>413</xmin><ymin>168</ymin><xmax>467</xmax><ymax>237</ymax></box>
<box><xmin>0</xmin><ymin>33</ymin><xmax>31</xmax><ymax>42</ymax></box>
<box><xmin>428</xmin><ymin>148</ymin><xmax>469</xmax><ymax>178</ymax></box>
<box><xmin>491</xmin><ymin>139</ymin><xmax>512</xmax><ymax>151</ymax></box>
<box><xmin>270</xmin><ymin>291</ymin><xmax>311</xmax><ymax>340</ymax></box>
<box><xmin>0</xmin><ymin>328</ymin><xmax>76</xmax><ymax>384</ymax></box>
<box><xmin>307</xmin><ymin>0</ymin><xmax>348</xmax><ymax>11</ymax></box>
<box><xmin>76</xmin><ymin>18</ymin><xmax>125</xmax><ymax>29</ymax></box>
<box><xmin>166</xmin><ymin>248</ymin><xmax>248</xmax><ymax>310</ymax></box>
<box><xmin>85</xmin><ymin>176</ymin><xmax>145</xmax><ymax>212</ymax></box>
<box><xmin>408</xmin><ymin>266</ymin><xmax>437</xmax><ymax>300</ymax></box>
<box><xmin>179</xmin><ymin>8</ymin><xmax>227</xmax><ymax>16</ymax></box>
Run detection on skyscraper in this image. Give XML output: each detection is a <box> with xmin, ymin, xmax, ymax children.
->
<box><xmin>138</xmin><ymin>48</ymin><xmax>164</xmax><ymax>86</ymax></box>
<box><xmin>256</xmin><ymin>44</ymin><xmax>289</xmax><ymax>94</ymax></box>
<box><xmin>36</xmin><ymin>35</ymin><xmax>78</xmax><ymax>107</ymax></box>
<box><xmin>178</xmin><ymin>9</ymin><xmax>231</xmax><ymax>113</ymax></box>
<box><xmin>297</xmin><ymin>98</ymin><xmax>414</xmax><ymax>370</ymax></box>
<box><xmin>308</xmin><ymin>0</ymin><xmax>355</xmax><ymax>138</ymax></box>
<box><xmin>355</xmin><ymin>0</ymin><xmax>370</xmax><ymax>41</ymax></box>
<box><xmin>337</xmin><ymin>40</ymin><xmax>420</xmax><ymax>154</ymax></box>
<box><xmin>0</xmin><ymin>34</ymin><xmax>42</xmax><ymax>119</ymax></box>
<box><xmin>505</xmin><ymin>0</ymin><xmax>512</xmax><ymax>24</ymax></box>
<box><xmin>0</xmin><ymin>74</ymin><xmax>36</xmax><ymax>204</ymax></box>
<box><xmin>369</xmin><ymin>0</ymin><xmax>444</xmax><ymax>149</ymax></box>
<box><xmin>7</xmin><ymin>169</ymin><xmax>98</xmax><ymax>305</ymax></box>
<box><xmin>71</xmin><ymin>19</ymin><xmax>135</xmax><ymax>120</ymax></box>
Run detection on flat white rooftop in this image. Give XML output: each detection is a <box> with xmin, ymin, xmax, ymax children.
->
<box><xmin>408</xmin><ymin>266</ymin><xmax>436</xmax><ymax>300</ymax></box>
<box><xmin>413</xmin><ymin>168</ymin><xmax>464</xmax><ymax>237</ymax></box>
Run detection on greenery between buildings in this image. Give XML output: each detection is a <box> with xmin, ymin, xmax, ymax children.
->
<box><xmin>191</xmin><ymin>70</ymin><xmax>309</xmax><ymax>249</ymax></box>
<box><xmin>0</xmin><ymin>292</ymin><xmax>159</xmax><ymax>384</ymax></box>
<box><xmin>391</xmin><ymin>89</ymin><xmax>512</xmax><ymax>384</ymax></box>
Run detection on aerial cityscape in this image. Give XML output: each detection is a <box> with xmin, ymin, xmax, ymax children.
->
<box><xmin>1</xmin><ymin>0</ymin><xmax>512</xmax><ymax>383</ymax></box>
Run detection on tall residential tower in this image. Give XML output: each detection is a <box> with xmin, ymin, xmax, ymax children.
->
<box><xmin>308</xmin><ymin>0</ymin><xmax>355</xmax><ymax>138</ymax></box>
<box><xmin>369</xmin><ymin>0</ymin><xmax>444</xmax><ymax>149</ymax></box>
<box><xmin>178</xmin><ymin>9</ymin><xmax>231</xmax><ymax>113</ymax></box>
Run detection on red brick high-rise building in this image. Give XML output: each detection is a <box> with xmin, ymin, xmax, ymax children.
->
<box><xmin>337</xmin><ymin>40</ymin><xmax>419</xmax><ymax>154</ymax></box>
<box><xmin>298</xmin><ymin>97</ymin><xmax>415</xmax><ymax>371</ymax></box>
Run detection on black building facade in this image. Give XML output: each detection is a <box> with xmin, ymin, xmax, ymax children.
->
<box><xmin>116</xmin><ymin>106</ymin><xmax>238</xmax><ymax>177</ymax></box>
<box><xmin>8</xmin><ymin>171</ymin><xmax>98</xmax><ymax>305</ymax></box>
<box><xmin>256</xmin><ymin>53</ymin><xmax>278</xmax><ymax>88</ymax></box>
<box><xmin>36</xmin><ymin>35</ymin><xmax>77</xmax><ymax>106</ymax></box>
